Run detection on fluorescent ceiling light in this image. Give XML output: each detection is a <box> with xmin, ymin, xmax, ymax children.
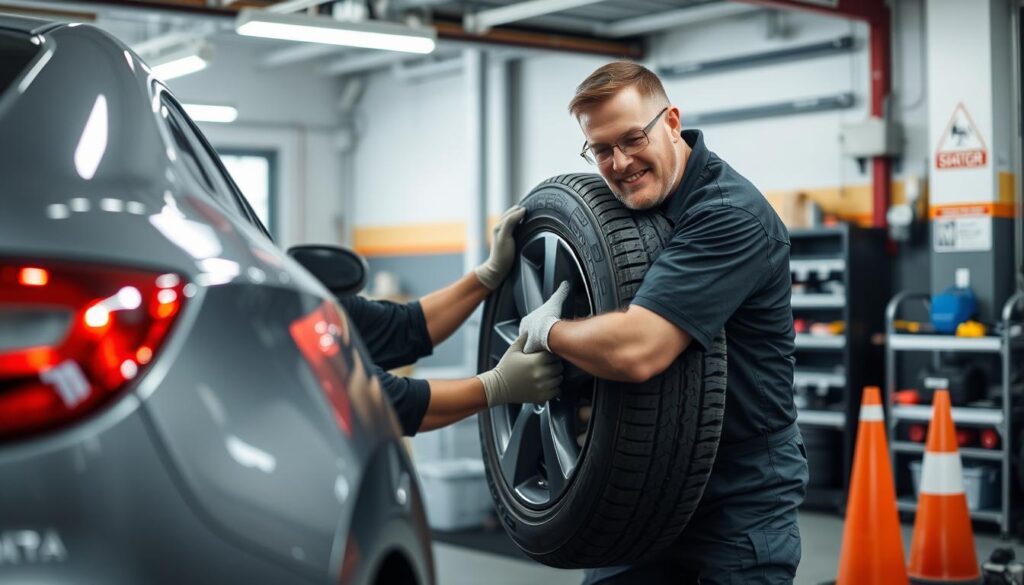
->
<box><xmin>183</xmin><ymin>103</ymin><xmax>239</xmax><ymax>124</ymax></box>
<box><xmin>235</xmin><ymin>9</ymin><xmax>436</xmax><ymax>55</ymax></box>
<box><xmin>151</xmin><ymin>42</ymin><xmax>212</xmax><ymax>81</ymax></box>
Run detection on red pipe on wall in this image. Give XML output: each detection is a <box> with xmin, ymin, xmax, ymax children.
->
<box><xmin>738</xmin><ymin>0</ymin><xmax>892</xmax><ymax>229</ymax></box>
<box><xmin>869</xmin><ymin>14</ymin><xmax>892</xmax><ymax>228</ymax></box>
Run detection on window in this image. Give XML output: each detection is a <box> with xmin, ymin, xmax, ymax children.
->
<box><xmin>161</xmin><ymin>97</ymin><xmax>240</xmax><ymax>213</ymax></box>
<box><xmin>163</xmin><ymin>105</ymin><xmax>217</xmax><ymax>194</ymax></box>
<box><xmin>217</xmin><ymin>150</ymin><xmax>278</xmax><ymax>239</ymax></box>
<box><xmin>0</xmin><ymin>31</ymin><xmax>41</xmax><ymax>96</ymax></box>
<box><xmin>159</xmin><ymin>93</ymin><xmax>275</xmax><ymax>240</ymax></box>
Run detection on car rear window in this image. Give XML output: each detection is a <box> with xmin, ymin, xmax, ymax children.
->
<box><xmin>0</xmin><ymin>30</ymin><xmax>41</xmax><ymax>96</ymax></box>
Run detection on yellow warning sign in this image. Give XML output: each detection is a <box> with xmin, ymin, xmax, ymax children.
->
<box><xmin>935</xmin><ymin>103</ymin><xmax>988</xmax><ymax>169</ymax></box>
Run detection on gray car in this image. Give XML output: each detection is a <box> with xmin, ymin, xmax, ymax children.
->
<box><xmin>0</xmin><ymin>14</ymin><xmax>433</xmax><ymax>585</ymax></box>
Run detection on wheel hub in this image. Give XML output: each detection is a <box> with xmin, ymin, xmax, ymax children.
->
<box><xmin>485</xmin><ymin>230</ymin><xmax>597</xmax><ymax>508</ymax></box>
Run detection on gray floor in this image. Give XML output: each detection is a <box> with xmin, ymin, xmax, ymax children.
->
<box><xmin>434</xmin><ymin>511</ymin><xmax>1020</xmax><ymax>585</ymax></box>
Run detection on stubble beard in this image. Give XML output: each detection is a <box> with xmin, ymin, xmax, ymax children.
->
<box><xmin>613</xmin><ymin>157</ymin><xmax>682</xmax><ymax>211</ymax></box>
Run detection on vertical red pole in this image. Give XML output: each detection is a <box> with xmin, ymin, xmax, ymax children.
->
<box><xmin>869</xmin><ymin>11</ymin><xmax>892</xmax><ymax>229</ymax></box>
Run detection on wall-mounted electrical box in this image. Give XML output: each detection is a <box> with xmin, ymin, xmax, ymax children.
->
<box><xmin>839</xmin><ymin>117</ymin><xmax>903</xmax><ymax>158</ymax></box>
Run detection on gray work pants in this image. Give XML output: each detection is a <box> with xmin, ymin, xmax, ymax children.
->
<box><xmin>582</xmin><ymin>422</ymin><xmax>809</xmax><ymax>585</ymax></box>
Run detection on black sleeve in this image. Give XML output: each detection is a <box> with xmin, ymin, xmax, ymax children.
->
<box><xmin>371</xmin><ymin>365</ymin><xmax>431</xmax><ymax>436</ymax></box>
<box><xmin>340</xmin><ymin>296</ymin><xmax>434</xmax><ymax>370</ymax></box>
<box><xmin>631</xmin><ymin>205</ymin><xmax>770</xmax><ymax>351</ymax></box>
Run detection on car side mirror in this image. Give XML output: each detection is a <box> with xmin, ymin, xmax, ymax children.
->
<box><xmin>287</xmin><ymin>245</ymin><xmax>368</xmax><ymax>298</ymax></box>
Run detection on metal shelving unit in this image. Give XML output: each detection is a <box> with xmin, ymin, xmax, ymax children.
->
<box><xmin>885</xmin><ymin>291</ymin><xmax>1024</xmax><ymax>536</ymax></box>
<box><xmin>795</xmin><ymin>333</ymin><xmax>846</xmax><ymax>349</ymax></box>
<box><xmin>790</xmin><ymin>225</ymin><xmax>889</xmax><ymax>512</ymax></box>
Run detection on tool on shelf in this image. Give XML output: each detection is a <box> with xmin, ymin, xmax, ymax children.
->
<box><xmin>931</xmin><ymin>268</ymin><xmax>979</xmax><ymax>334</ymax></box>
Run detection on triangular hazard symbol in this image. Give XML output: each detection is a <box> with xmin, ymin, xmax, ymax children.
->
<box><xmin>935</xmin><ymin>103</ymin><xmax>987</xmax><ymax>169</ymax></box>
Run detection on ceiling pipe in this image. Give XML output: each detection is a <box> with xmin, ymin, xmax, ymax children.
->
<box><xmin>463</xmin><ymin>0</ymin><xmax>604</xmax><ymax>35</ymax></box>
<box><xmin>595</xmin><ymin>2</ymin><xmax>762</xmax><ymax>38</ymax></box>
<box><xmin>391</xmin><ymin>54</ymin><xmax>463</xmax><ymax>82</ymax></box>
<box><xmin>0</xmin><ymin>2</ymin><xmax>96</xmax><ymax>21</ymax></box>
<box><xmin>261</xmin><ymin>43</ymin><xmax>343</xmax><ymax>68</ymax></box>
<box><xmin>263</xmin><ymin>0</ymin><xmax>332</xmax><ymax>13</ymax></box>
<box><xmin>318</xmin><ymin>49</ymin><xmax>408</xmax><ymax>75</ymax></box>
<box><xmin>434</xmin><ymin>20</ymin><xmax>641</xmax><ymax>58</ymax></box>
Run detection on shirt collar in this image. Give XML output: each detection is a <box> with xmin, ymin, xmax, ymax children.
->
<box><xmin>661</xmin><ymin>129</ymin><xmax>709</xmax><ymax>223</ymax></box>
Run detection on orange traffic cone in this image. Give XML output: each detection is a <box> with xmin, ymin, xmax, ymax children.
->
<box><xmin>907</xmin><ymin>389</ymin><xmax>982</xmax><ymax>584</ymax></box>
<box><xmin>835</xmin><ymin>386</ymin><xmax>909</xmax><ymax>585</ymax></box>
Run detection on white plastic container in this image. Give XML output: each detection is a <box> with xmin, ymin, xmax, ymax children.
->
<box><xmin>416</xmin><ymin>458</ymin><xmax>493</xmax><ymax>531</ymax></box>
<box><xmin>909</xmin><ymin>460</ymin><xmax>999</xmax><ymax>511</ymax></box>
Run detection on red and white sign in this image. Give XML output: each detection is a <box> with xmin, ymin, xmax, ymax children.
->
<box><xmin>934</xmin><ymin>103</ymin><xmax>988</xmax><ymax>169</ymax></box>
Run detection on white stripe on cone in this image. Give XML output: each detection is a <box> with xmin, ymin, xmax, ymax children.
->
<box><xmin>859</xmin><ymin>404</ymin><xmax>884</xmax><ymax>422</ymax></box>
<box><xmin>919</xmin><ymin>452</ymin><xmax>965</xmax><ymax>495</ymax></box>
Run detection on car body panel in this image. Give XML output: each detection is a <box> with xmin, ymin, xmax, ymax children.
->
<box><xmin>0</xmin><ymin>14</ymin><xmax>432</xmax><ymax>585</ymax></box>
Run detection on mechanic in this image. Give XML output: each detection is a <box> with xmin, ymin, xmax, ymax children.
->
<box><xmin>343</xmin><ymin>206</ymin><xmax>563</xmax><ymax>436</ymax></box>
<box><xmin>518</xmin><ymin>61</ymin><xmax>807</xmax><ymax>584</ymax></box>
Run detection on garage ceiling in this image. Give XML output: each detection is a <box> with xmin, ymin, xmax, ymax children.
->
<box><xmin>0</xmin><ymin>0</ymin><xmax>766</xmax><ymax>73</ymax></box>
<box><xmin>406</xmin><ymin>0</ymin><xmax>730</xmax><ymax>36</ymax></box>
<box><xmin>0</xmin><ymin>0</ymin><xmax>755</xmax><ymax>38</ymax></box>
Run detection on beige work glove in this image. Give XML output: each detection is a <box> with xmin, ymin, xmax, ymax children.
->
<box><xmin>475</xmin><ymin>206</ymin><xmax>526</xmax><ymax>290</ymax></box>
<box><xmin>519</xmin><ymin>281</ymin><xmax>569</xmax><ymax>354</ymax></box>
<box><xmin>478</xmin><ymin>334</ymin><xmax>562</xmax><ymax>407</ymax></box>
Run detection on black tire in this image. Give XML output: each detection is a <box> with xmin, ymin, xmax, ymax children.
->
<box><xmin>477</xmin><ymin>173</ymin><xmax>727</xmax><ymax>568</ymax></box>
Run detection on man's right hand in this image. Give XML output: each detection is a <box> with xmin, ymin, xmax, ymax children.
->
<box><xmin>519</xmin><ymin>281</ymin><xmax>570</xmax><ymax>354</ymax></box>
<box><xmin>477</xmin><ymin>334</ymin><xmax>562</xmax><ymax>407</ymax></box>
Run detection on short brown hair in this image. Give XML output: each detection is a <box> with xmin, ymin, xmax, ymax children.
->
<box><xmin>568</xmin><ymin>61</ymin><xmax>669</xmax><ymax>118</ymax></box>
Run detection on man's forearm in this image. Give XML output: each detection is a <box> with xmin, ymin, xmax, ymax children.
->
<box><xmin>419</xmin><ymin>272</ymin><xmax>491</xmax><ymax>346</ymax></box>
<box><xmin>419</xmin><ymin>377</ymin><xmax>488</xmax><ymax>432</ymax></box>
<box><xmin>547</xmin><ymin>311</ymin><xmax>649</xmax><ymax>382</ymax></box>
<box><xmin>547</xmin><ymin>306</ymin><xmax>691</xmax><ymax>383</ymax></box>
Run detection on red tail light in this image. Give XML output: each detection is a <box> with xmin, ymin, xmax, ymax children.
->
<box><xmin>0</xmin><ymin>260</ymin><xmax>187</xmax><ymax>440</ymax></box>
<box><xmin>289</xmin><ymin>301</ymin><xmax>353</xmax><ymax>436</ymax></box>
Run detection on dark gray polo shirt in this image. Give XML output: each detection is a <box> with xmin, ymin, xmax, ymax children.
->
<box><xmin>341</xmin><ymin>296</ymin><xmax>433</xmax><ymax>436</ymax></box>
<box><xmin>631</xmin><ymin>130</ymin><xmax>796</xmax><ymax>444</ymax></box>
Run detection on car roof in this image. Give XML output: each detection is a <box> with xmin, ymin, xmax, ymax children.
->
<box><xmin>0</xmin><ymin>12</ymin><xmax>64</xmax><ymax>35</ymax></box>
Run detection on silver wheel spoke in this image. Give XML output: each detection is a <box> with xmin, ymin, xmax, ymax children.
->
<box><xmin>540</xmin><ymin>407</ymin><xmax>575</xmax><ymax>495</ymax></box>
<box><xmin>500</xmin><ymin>406</ymin><xmax>540</xmax><ymax>487</ymax></box>
<box><xmin>490</xmin><ymin>319</ymin><xmax>519</xmax><ymax>361</ymax></box>
<box><xmin>515</xmin><ymin>253</ymin><xmax>544</xmax><ymax>316</ymax></box>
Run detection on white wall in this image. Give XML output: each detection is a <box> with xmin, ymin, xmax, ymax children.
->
<box><xmin>653</xmin><ymin>4</ymin><xmax>929</xmax><ymax>190</ymax></box>
<box><xmin>166</xmin><ymin>34</ymin><xmax>342</xmax><ymax>126</ymax></box>
<box><xmin>653</xmin><ymin>12</ymin><xmax>868</xmax><ymax>191</ymax></box>
<box><xmin>161</xmin><ymin>35</ymin><xmax>347</xmax><ymax>247</ymax></box>
<box><xmin>350</xmin><ymin>66</ymin><xmax>470</xmax><ymax>227</ymax></box>
<box><xmin>347</xmin><ymin>2</ymin><xmax>931</xmax><ymax>230</ymax></box>
<box><xmin>518</xmin><ymin>53</ymin><xmax>607</xmax><ymax>190</ymax></box>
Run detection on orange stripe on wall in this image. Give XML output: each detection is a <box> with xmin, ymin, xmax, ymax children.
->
<box><xmin>354</xmin><ymin>216</ymin><xmax>504</xmax><ymax>257</ymax></box>
<box><xmin>926</xmin><ymin>173</ymin><xmax>1018</xmax><ymax>219</ymax></box>
<box><xmin>357</xmin><ymin>174</ymin><xmax>1019</xmax><ymax>256</ymax></box>
<box><xmin>354</xmin><ymin>222</ymin><xmax>466</xmax><ymax>257</ymax></box>
<box><xmin>928</xmin><ymin>203</ymin><xmax>1016</xmax><ymax>219</ymax></box>
<box><xmin>764</xmin><ymin>179</ymin><xmax>925</xmax><ymax>228</ymax></box>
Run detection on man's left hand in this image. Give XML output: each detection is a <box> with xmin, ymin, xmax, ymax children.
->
<box><xmin>519</xmin><ymin>281</ymin><xmax>569</xmax><ymax>353</ymax></box>
<box><xmin>475</xmin><ymin>205</ymin><xmax>526</xmax><ymax>290</ymax></box>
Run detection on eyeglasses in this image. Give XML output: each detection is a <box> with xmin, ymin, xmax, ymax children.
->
<box><xmin>580</xmin><ymin>107</ymin><xmax>668</xmax><ymax>166</ymax></box>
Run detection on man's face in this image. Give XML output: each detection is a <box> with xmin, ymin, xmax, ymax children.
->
<box><xmin>578</xmin><ymin>87</ymin><xmax>684</xmax><ymax>210</ymax></box>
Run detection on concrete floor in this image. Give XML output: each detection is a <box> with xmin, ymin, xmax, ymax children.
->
<box><xmin>434</xmin><ymin>511</ymin><xmax>1021</xmax><ymax>585</ymax></box>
